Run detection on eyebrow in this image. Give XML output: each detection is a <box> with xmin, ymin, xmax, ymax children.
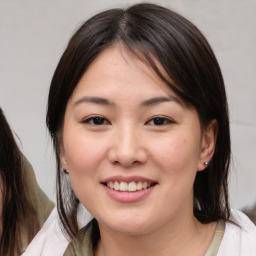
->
<box><xmin>140</xmin><ymin>96</ymin><xmax>182</xmax><ymax>107</ymax></box>
<box><xmin>74</xmin><ymin>96</ymin><xmax>115</xmax><ymax>107</ymax></box>
<box><xmin>74</xmin><ymin>95</ymin><xmax>182</xmax><ymax>108</ymax></box>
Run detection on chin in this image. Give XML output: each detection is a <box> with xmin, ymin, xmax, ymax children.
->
<box><xmin>99</xmin><ymin>216</ymin><xmax>152</xmax><ymax>235</ymax></box>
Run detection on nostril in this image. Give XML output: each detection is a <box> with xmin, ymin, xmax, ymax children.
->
<box><xmin>107</xmin><ymin>145</ymin><xmax>148</xmax><ymax>167</ymax></box>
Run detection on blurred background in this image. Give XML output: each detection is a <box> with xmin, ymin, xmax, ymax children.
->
<box><xmin>0</xmin><ymin>0</ymin><xmax>255</xmax><ymax>210</ymax></box>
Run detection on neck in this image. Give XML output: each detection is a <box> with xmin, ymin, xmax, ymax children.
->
<box><xmin>95</xmin><ymin>213</ymin><xmax>216</xmax><ymax>256</ymax></box>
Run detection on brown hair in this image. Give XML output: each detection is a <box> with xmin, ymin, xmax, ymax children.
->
<box><xmin>46</xmin><ymin>3</ymin><xmax>231</xmax><ymax>244</ymax></box>
<box><xmin>0</xmin><ymin>108</ymin><xmax>40</xmax><ymax>255</ymax></box>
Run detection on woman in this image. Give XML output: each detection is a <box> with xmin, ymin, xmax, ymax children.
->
<box><xmin>0</xmin><ymin>108</ymin><xmax>54</xmax><ymax>256</ymax></box>
<box><xmin>24</xmin><ymin>3</ymin><xmax>256</xmax><ymax>256</ymax></box>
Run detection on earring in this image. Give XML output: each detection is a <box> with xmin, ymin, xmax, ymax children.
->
<box><xmin>63</xmin><ymin>161</ymin><xmax>68</xmax><ymax>165</ymax></box>
<box><xmin>64</xmin><ymin>169</ymin><xmax>69</xmax><ymax>174</ymax></box>
<box><xmin>204</xmin><ymin>161</ymin><xmax>209</xmax><ymax>166</ymax></box>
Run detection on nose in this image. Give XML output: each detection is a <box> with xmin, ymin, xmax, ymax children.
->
<box><xmin>107</xmin><ymin>125</ymin><xmax>148</xmax><ymax>167</ymax></box>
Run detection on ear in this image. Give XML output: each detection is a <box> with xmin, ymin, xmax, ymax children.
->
<box><xmin>59</xmin><ymin>147</ymin><xmax>68</xmax><ymax>170</ymax></box>
<box><xmin>197</xmin><ymin>119</ymin><xmax>218</xmax><ymax>171</ymax></box>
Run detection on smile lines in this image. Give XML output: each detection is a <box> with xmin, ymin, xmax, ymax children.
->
<box><xmin>106</xmin><ymin>181</ymin><xmax>155</xmax><ymax>192</ymax></box>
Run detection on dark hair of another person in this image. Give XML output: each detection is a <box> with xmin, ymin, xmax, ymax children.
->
<box><xmin>0</xmin><ymin>108</ymin><xmax>40</xmax><ymax>256</ymax></box>
<box><xmin>46</xmin><ymin>3</ymin><xmax>231</xmax><ymax>246</ymax></box>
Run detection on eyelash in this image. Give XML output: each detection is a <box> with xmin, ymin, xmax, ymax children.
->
<box><xmin>146</xmin><ymin>116</ymin><xmax>175</xmax><ymax>126</ymax></box>
<box><xmin>82</xmin><ymin>115</ymin><xmax>174</xmax><ymax>126</ymax></box>
<box><xmin>82</xmin><ymin>116</ymin><xmax>110</xmax><ymax>125</ymax></box>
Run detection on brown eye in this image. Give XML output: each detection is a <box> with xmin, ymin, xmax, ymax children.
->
<box><xmin>83</xmin><ymin>116</ymin><xmax>110</xmax><ymax>125</ymax></box>
<box><xmin>147</xmin><ymin>117</ymin><xmax>174</xmax><ymax>126</ymax></box>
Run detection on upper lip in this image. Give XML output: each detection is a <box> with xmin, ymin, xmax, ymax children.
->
<box><xmin>101</xmin><ymin>175</ymin><xmax>157</xmax><ymax>184</ymax></box>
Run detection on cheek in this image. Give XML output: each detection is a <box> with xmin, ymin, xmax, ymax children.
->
<box><xmin>63</xmin><ymin>133</ymin><xmax>103</xmax><ymax>176</ymax></box>
<box><xmin>153</xmin><ymin>136</ymin><xmax>201</xmax><ymax>176</ymax></box>
<box><xmin>64</xmin><ymin>136</ymin><xmax>101</xmax><ymax>208</ymax></box>
<box><xmin>154</xmin><ymin>137</ymin><xmax>200</xmax><ymax>207</ymax></box>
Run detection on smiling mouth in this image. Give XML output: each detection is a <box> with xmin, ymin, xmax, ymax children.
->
<box><xmin>104</xmin><ymin>181</ymin><xmax>156</xmax><ymax>192</ymax></box>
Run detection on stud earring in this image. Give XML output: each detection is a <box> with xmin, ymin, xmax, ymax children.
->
<box><xmin>204</xmin><ymin>161</ymin><xmax>209</xmax><ymax>166</ymax></box>
<box><xmin>64</xmin><ymin>169</ymin><xmax>69</xmax><ymax>174</ymax></box>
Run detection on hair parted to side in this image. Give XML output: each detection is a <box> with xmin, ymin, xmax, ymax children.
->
<box><xmin>46</xmin><ymin>3</ymin><xmax>231</xmax><ymax>242</ymax></box>
<box><xmin>0</xmin><ymin>108</ymin><xmax>40</xmax><ymax>256</ymax></box>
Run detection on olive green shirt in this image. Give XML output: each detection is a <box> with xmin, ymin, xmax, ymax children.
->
<box><xmin>20</xmin><ymin>156</ymin><xmax>54</xmax><ymax>254</ymax></box>
<box><xmin>205</xmin><ymin>220</ymin><xmax>225</xmax><ymax>256</ymax></box>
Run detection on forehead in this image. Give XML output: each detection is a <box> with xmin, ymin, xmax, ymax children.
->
<box><xmin>70</xmin><ymin>44</ymin><xmax>183</xmax><ymax>105</ymax></box>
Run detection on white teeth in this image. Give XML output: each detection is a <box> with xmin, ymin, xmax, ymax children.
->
<box><xmin>137</xmin><ymin>181</ymin><xmax>142</xmax><ymax>190</ymax></box>
<box><xmin>142</xmin><ymin>182</ymin><xmax>148</xmax><ymax>189</ymax></box>
<box><xmin>120</xmin><ymin>182</ymin><xmax>128</xmax><ymax>191</ymax></box>
<box><xmin>106</xmin><ymin>181</ymin><xmax>154</xmax><ymax>191</ymax></box>
<box><xmin>114</xmin><ymin>181</ymin><xmax>120</xmax><ymax>190</ymax></box>
<box><xmin>128</xmin><ymin>181</ymin><xmax>136</xmax><ymax>192</ymax></box>
<box><xmin>109</xmin><ymin>181</ymin><xmax>114</xmax><ymax>189</ymax></box>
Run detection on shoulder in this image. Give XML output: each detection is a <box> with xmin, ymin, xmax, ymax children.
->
<box><xmin>63</xmin><ymin>225</ymin><xmax>93</xmax><ymax>256</ymax></box>
<box><xmin>22</xmin><ymin>204</ymin><xmax>93</xmax><ymax>256</ymax></box>
<box><xmin>19</xmin><ymin>154</ymin><xmax>54</xmax><ymax>253</ymax></box>
<box><xmin>217</xmin><ymin>209</ymin><xmax>256</xmax><ymax>256</ymax></box>
<box><xmin>22</xmin><ymin>155</ymin><xmax>54</xmax><ymax>222</ymax></box>
<box><xmin>21</xmin><ymin>207</ymin><xmax>71</xmax><ymax>256</ymax></box>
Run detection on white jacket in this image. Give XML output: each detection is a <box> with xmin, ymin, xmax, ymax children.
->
<box><xmin>21</xmin><ymin>205</ymin><xmax>93</xmax><ymax>256</ymax></box>
<box><xmin>218</xmin><ymin>209</ymin><xmax>256</xmax><ymax>255</ymax></box>
<box><xmin>22</xmin><ymin>208</ymin><xmax>256</xmax><ymax>256</ymax></box>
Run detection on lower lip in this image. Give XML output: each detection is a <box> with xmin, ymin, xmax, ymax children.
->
<box><xmin>102</xmin><ymin>185</ymin><xmax>156</xmax><ymax>203</ymax></box>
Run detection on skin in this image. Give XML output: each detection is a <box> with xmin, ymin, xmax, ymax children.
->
<box><xmin>61</xmin><ymin>44</ymin><xmax>218</xmax><ymax>256</ymax></box>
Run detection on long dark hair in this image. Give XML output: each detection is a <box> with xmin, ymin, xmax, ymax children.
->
<box><xmin>46</xmin><ymin>3</ymin><xmax>231</xmax><ymax>242</ymax></box>
<box><xmin>0</xmin><ymin>108</ymin><xmax>40</xmax><ymax>256</ymax></box>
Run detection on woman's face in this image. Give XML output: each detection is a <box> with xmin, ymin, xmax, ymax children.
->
<box><xmin>61</xmin><ymin>45</ymin><xmax>215</xmax><ymax>235</ymax></box>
